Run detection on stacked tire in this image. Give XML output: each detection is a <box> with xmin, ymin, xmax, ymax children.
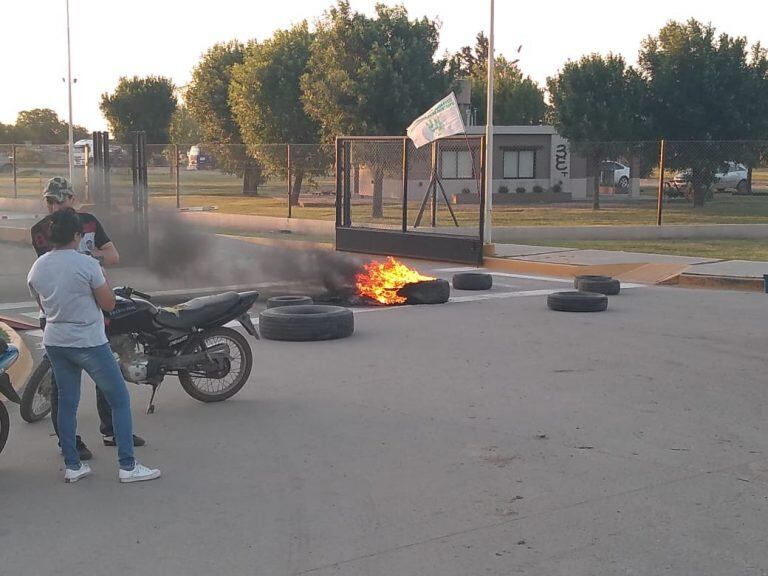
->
<box><xmin>547</xmin><ymin>275</ymin><xmax>620</xmax><ymax>313</ymax></box>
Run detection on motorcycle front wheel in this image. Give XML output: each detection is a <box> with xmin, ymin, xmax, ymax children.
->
<box><xmin>178</xmin><ymin>327</ymin><xmax>252</xmax><ymax>403</ymax></box>
<box><xmin>20</xmin><ymin>356</ymin><xmax>53</xmax><ymax>423</ymax></box>
<box><xmin>0</xmin><ymin>401</ymin><xmax>9</xmax><ymax>454</ymax></box>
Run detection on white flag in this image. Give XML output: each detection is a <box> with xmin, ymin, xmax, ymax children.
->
<box><xmin>406</xmin><ymin>92</ymin><xmax>465</xmax><ymax>148</ymax></box>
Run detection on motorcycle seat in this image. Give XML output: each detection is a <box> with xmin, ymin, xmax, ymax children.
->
<box><xmin>156</xmin><ymin>292</ymin><xmax>240</xmax><ymax>329</ymax></box>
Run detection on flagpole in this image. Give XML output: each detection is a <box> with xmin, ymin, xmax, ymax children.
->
<box><xmin>483</xmin><ymin>0</ymin><xmax>495</xmax><ymax>246</ymax></box>
<box><xmin>65</xmin><ymin>0</ymin><xmax>74</xmax><ymax>183</ymax></box>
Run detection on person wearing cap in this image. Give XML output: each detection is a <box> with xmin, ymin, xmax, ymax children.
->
<box><xmin>28</xmin><ymin>208</ymin><xmax>160</xmax><ymax>483</ymax></box>
<box><xmin>30</xmin><ymin>177</ymin><xmax>145</xmax><ymax>461</ymax></box>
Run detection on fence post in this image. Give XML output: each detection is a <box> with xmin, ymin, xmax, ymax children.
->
<box><xmin>174</xmin><ymin>144</ymin><xmax>180</xmax><ymax>209</ymax></box>
<box><xmin>287</xmin><ymin>144</ymin><xmax>292</xmax><ymax>218</ymax></box>
<box><xmin>402</xmin><ymin>137</ymin><xmax>408</xmax><ymax>233</ymax></box>
<box><xmin>83</xmin><ymin>144</ymin><xmax>90</xmax><ymax>202</ymax></box>
<box><xmin>656</xmin><ymin>139</ymin><xmax>665</xmax><ymax>226</ymax></box>
<box><xmin>11</xmin><ymin>144</ymin><xmax>17</xmax><ymax>198</ymax></box>
<box><xmin>335</xmin><ymin>138</ymin><xmax>341</xmax><ymax>228</ymax></box>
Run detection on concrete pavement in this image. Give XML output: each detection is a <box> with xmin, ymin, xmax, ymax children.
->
<box><xmin>2</xmin><ymin>271</ymin><xmax>768</xmax><ymax>575</ymax></box>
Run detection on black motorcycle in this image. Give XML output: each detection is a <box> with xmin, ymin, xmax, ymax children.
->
<box><xmin>1</xmin><ymin>339</ymin><xmax>22</xmax><ymax>454</ymax></box>
<box><xmin>20</xmin><ymin>287</ymin><xmax>259</xmax><ymax>421</ymax></box>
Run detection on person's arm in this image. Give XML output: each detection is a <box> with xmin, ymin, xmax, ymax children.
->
<box><xmin>88</xmin><ymin>258</ymin><xmax>116</xmax><ymax>311</ymax></box>
<box><xmin>93</xmin><ymin>282</ymin><xmax>116</xmax><ymax>312</ymax></box>
<box><xmin>91</xmin><ymin>241</ymin><xmax>119</xmax><ymax>266</ymax></box>
<box><xmin>90</xmin><ymin>217</ymin><xmax>119</xmax><ymax>266</ymax></box>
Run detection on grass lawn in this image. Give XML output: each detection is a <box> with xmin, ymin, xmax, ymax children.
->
<box><xmin>524</xmin><ymin>238</ymin><xmax>768</xmax><ymax>261</ymax></box>
<box><xmin>5</xmin><ymin>165</ymin><xmax>768</xmax><ymax>228</ymax></box>
<box><xmin>150</xmin><ymin>193</ymin><xmax>768</xmax><ymax>228</ymax></box>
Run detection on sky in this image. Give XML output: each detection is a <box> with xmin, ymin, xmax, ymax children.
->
<box><xmin>2</xmin><ymin>0</ymin><xmax>766</xmax><ymax>131</ymax></box>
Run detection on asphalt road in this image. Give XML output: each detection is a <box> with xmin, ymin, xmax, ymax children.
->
<box><xmin>2</xmin><ymin>258</ymin><xmax>768</xmax><ymax>575</ymax></box>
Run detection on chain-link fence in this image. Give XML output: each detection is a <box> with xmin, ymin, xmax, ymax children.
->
<box><xmin>3</xmin><ymin>139</ymin><xmax>768</xmax><ymax>229</ymax></box>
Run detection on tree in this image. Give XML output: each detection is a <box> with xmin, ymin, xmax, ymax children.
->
<box><xmin>302</xmin><ymin>1</ymin><xmax>451</xmax><ymax>216</ymax></box>
<box><xmin>15</xmin><ymin>108</ymin><xmax>69</xmax><ymax>143</ymax></box>
<box><xmin>187</xmin><ymin>41</ymin><xmax>262</xmax><ymax>195</ymax></box>
<box><xmin>230</xmin><ymin>22</ymin><xmax>321</xmax><ymax>205</ymax></box>
<box><xmin>100</xmin><ymin>76</ymin><xmax>177</xmax><ymax>143</ymax></box>
<box><xmin>169</xmin><ymin>105</ymin><xmax>203</xmax><ymax>145</ymax></box>
<box><xmin>639</xmin><ymin>19</ymin><xmax>768</xmax><ymax>206</ymax></box>
<box><xmin>0</xmin><ymin>122</ymin><xmax>14</xmax><ymax>144</ymax></box>
<box><xmin>547</xmin><ymin>54</ymin><xmax>648</xmax><ymax>208</ymax></box>
<box><xmin>453</xmin><ymin>33</ymin><xmax>547</xmax><ymax>126</ymax></box>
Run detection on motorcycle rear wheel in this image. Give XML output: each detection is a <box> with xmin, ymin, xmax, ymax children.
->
<box><xmin>178</xmin><ymin>327</ymin><xmax>252</xmax><ymax>403</ymax></box>
<box><xmin>20</xmin><ymin>356</ymin><xmax>53</xmax><ymax>423</ymax></box>
<box><xmin>0</xmin><ymin>401</ymin><xmax>9</xmax><ymax>454</ymax></box>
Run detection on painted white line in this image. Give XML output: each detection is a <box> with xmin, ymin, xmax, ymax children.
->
<box><xmin>433</xmin><ymin>266</ymin><xmax>481</xmax><ymax>273</ymax></box>
<box><xmin>450</xmin><ymin>289</ymin><xmax>557</xmax><ymax>302</ymax></box>
<box><xmin>0</xmin><ymin>301</ymin><xmax>36</xmax><ymax>311</ymax></box>
<box><xmin>487</xmin><ymin>271</ymin><xmax>574</xmax><ymax>283</ymax></box>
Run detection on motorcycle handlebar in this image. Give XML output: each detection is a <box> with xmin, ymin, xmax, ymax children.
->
<box><xmin>114</xmin><ymin>287</ymin><xmax>152</xmax><ymax>301</ymax></box>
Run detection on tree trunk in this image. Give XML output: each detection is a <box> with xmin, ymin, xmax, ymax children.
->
<box><xmin>372</xmin><ymin>167</ymin><xmax>384</xmax><ymax>218</ymax></box>
<box><xmin>242</xmin><ymin>164</ymin><xmax>260</xmax><ymax>196</ymax></box>
<box><xmin>289</xmin><ymin>168</ymin><xmax>304</xmax><ymax>206</ymax></box>
<box><xmin>691</xmin><ymin>167</ymin><xmax>705</xmax><ymax>208</ymax></box>
<box><xmin>353</xmin><ymin>163</ymin><xmax>360</xmax><ymax>195</ymax></box>
<box><xmin>747</xmin><ymin>165</ymin><xmax>754</xmax><ymax>194</ymax></box>
<box><xmin>592</xmin><ymin>156</ymin><xmax>600</xmax><ymax>211</ymax></box>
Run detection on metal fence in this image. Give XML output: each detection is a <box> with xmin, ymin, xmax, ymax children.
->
<box><xmin>2</xmin><ymin>139</ymin><xmax>768</xmax><ymax>228</ymax></box>
<box><xmin>335</xmin><ymin>136</ymin><xmax>485</xmax><ymax>264</ymax></box>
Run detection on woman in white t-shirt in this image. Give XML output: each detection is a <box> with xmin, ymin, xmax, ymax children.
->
<box><xmin>27</xmin><ymin>209</ymin><xmax>160</xmax><ymax>484</ymax></box>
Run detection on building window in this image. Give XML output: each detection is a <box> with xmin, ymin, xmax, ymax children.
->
<box><xmin>503</xmin><ymin>149</ymin><xmax>536</xmax><ymax>179</ymax></box>
<box><xmin>441</xmin><ymin>150</ymin><xmax>473</xmax><ymax>179</ymax></box>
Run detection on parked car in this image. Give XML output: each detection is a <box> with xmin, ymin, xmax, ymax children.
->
<box><xmin>187</xmin><ymin>145</ymin><xmax>216</xmax><ymax>170</ymax></box>
<box><xmin>600</xmin><ymin>160</ymin><xmax>630</xmax><ymax>191</ymax></box>
<box><xmin>73</xmin><ymin>139</ymin><xmax>129</xmax><ymax>166</ymax></box>
<box><xmin>0</xmin><ymin>151</ymin><xmax>12</xmax><ymax>173</ymax></box>
<box><xmin>673</xmin><ymin>162</ymin><xmax>748</xmax><ymax>193</ymax></box>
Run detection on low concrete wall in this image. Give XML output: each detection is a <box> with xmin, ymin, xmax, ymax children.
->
<box><xmin>0</xmin><ymin>198</ymin><xmax>45</xmax><ymax>212</ymax></box>
<box><xmin>491</xmin><ymin>223</ymin><xmax>768</xmax><ymax>242</ymax></box>
<box><xmin>177</xmin><ymin>211</ymin><xmax>335</xmax><ymax>236</ymax></box>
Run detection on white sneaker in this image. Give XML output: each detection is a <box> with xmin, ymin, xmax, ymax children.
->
<box><xmin>118</xmin><ymin>463</ymin><xmax>161</xmax><ymax>483</ymax></box>
<box><xmin>64</xmin><ymin>463</ymin><xmax>92</xmax><ymax>483</ymax></box>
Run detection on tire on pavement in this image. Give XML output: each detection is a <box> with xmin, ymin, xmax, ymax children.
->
<box><xmin>397</xmin><ymin>279</ymin><xmax>450</xmax><ymax>304</ymax></box>
<box><xmin>547</xmin><ymin>291</ymin><xmax>608</xmax><ymax>312</ymax></box>
<box><xmin>267</xmin><ymin>295</ymin><xmax>314</xmax><ymax>309</ymax></box>
<box><xmin>259</xmin><ymin>305</ymin><xmax>354</xmax><ymax>341</ymax></box>
<box><xmin>573</xmin><ymin>275</ymin><xmax>612</xmax><ymax>289</ymax></box>
<box><xmin>576</xmin><ymin>277</ymin><xmax>620</xmax><ymax>295</ymax></box>
<box><xmin>452</xmin><ymin>272</ymin><xmax>493</xmax><ymax>291</ymax></box>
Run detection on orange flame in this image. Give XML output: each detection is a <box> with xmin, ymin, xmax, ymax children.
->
<box><xmin>355</xmin><ymin>257</ymin><xmax>435</xmax><ymax>305</ymax></box>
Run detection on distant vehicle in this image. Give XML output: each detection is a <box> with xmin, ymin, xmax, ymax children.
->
<box><xmin>187</xmin><ymin>145</ymin><xmax>216</xmax><ymax>170</ymax></box>
<box><xmin>600</xmin><ymin>160</ymin><xmax>630</xmax><ymax>191</ymax></box>
<box><xmin>673</xmin><ymin>162</ymin><xmax>748</xmax><ymax>194</ymax></box>
<box><xmin>0</xmin><ymin>151</ymin><xmax>12</xmax><ymax>173</ymax></box>
<box><xmin>73</xmin><ymin>139</ymin><xmax>129</xmax><ymax>167</ymax></box>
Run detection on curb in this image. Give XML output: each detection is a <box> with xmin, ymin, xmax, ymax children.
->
<box><xmin>0</xmin><ymin>227</ymin><xmax>29</xmax><ymax>245</ymax></box>
<box><xmin>0</xmin><ymin>322</ymin><xmax>33</xmax><ymax>394</ymax></box>
<box><xmin>672</xmin><ymin>274</ymin><xmax>763</xmax><ymax>292</ymax></box>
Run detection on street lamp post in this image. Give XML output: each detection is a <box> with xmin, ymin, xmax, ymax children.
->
<box><xmin>65</xmin><ymin>0</ymin><xmax>74</xmax><ymax>182</ymax></box>
<box><xmin>483</xmin><ymin>0</ymin><xmax>495</xmax><ymax>246</ymax></box>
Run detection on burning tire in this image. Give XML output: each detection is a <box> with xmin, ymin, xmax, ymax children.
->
<box><xmin>576</xmin><ymin>277</ymin><xmax>620</xmax><ymax>295</ymax></box>
<box><xmin>259</xmin><ymin>305</ymin><xmax>354</xmax><ymax>341</ymax></box>
<box><xmin>396</xmin><ymin>279</ymin><xmax>450</xmax><ymax>304</ymax></box>
<box><xmin>452</xmin><ymin>272</ymin><xmax>492</xmax><ymax>291</ymax></box>
<box><xmin>267</xmin><ymin>295</ymin><xmax>313</xmax><ymax>309</ymax></box>
<box><xmin>573</xmin><ymin>275</ymin><xmax>611</xmax><ymax>288</ymax></box>
<box><xmin>547</xmin><ymin>291</ymin><xmax>608</xmax><ymax>312</ymax></box>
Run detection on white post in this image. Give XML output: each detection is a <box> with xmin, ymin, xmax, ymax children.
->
<box><xmin>65</xmin><ymin>0</ymin><xmax>74</xmax><ymax>183</ymax></box>
<box><xmin>483</xmin><ymin>0</ymin><xmax>495</xmax><ymax>245</ymax></box>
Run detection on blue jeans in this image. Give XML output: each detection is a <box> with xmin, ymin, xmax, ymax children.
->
<box><xmin>45</xmin><ymin>344</ymin><xmax>135</xmax><ymax>471</ymax></box>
